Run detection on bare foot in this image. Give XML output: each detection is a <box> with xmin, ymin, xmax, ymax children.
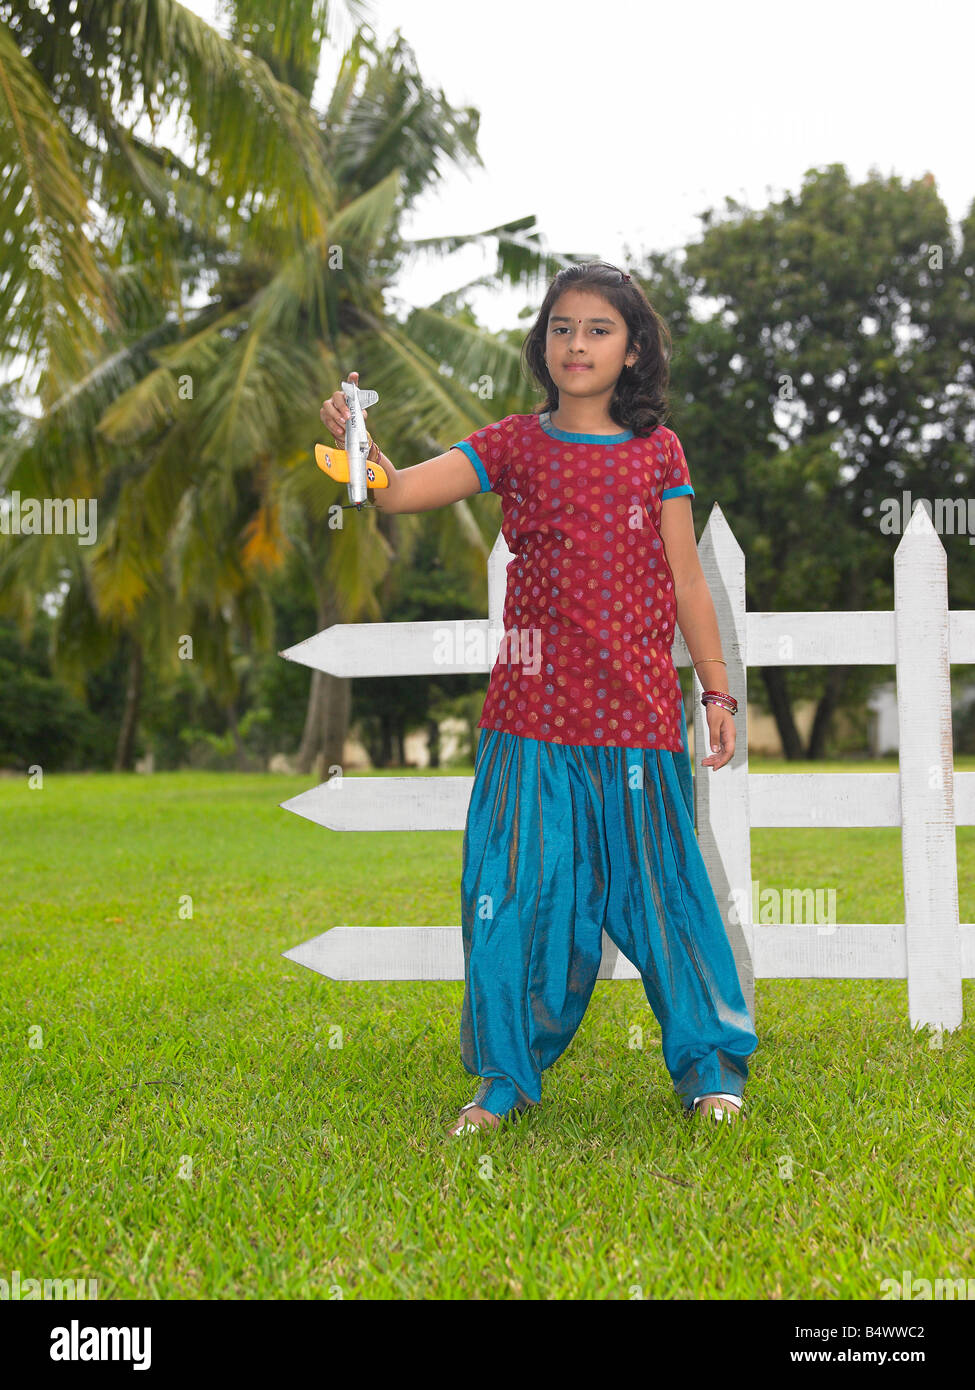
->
<box><xmin>447</xmin><ymin>1104</ymin><xmax>503</xmax><ymax>1137</ymax></box>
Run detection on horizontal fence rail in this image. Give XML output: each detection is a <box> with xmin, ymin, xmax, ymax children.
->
<box><xmin>280</xmin><ymin>502</ymin><xmax>973</xmax><ymax>1032</ymax></box>
<box><xmin>280</xmin><ymin>609</ymin><xmax>975</xmax><ymax>675</ymax></box>
<box><xmin>280</xmin><ymin>773</ymin><xmax>975</xmax><ymax>833</ymax></box>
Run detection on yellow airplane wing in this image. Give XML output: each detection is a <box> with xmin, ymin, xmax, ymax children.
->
<box><xmin>315</xmin><ymin>442</ymin><xmax>389</xmax><ymax>489</ymax></box>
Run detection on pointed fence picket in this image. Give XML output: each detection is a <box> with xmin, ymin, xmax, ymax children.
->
<box><xmin>279</xmin><ymin>502</ymin><xmax>975</xmax><ymax>1032</ymax></box>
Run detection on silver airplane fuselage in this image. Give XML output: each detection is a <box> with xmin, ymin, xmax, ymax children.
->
<box><xmin>341</xmin><ymin>379</ymin><xmax>379</xmax><ymax>509</ymax></box>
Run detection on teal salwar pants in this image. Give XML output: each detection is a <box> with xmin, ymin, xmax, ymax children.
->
<box><xmin>459</xmin><ymin>700</ymin><xmax>758</xmax><ymax>1117</ymax></box>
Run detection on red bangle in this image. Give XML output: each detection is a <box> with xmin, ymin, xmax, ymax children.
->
<box><xmin>701</xmin><ymin>690</ymin><xmax>738</xmax><ymax>715</ymax></box>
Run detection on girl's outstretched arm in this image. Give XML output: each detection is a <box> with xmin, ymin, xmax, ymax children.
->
<box><xmin>372</xmin><ymin>447</ymin><xmax>485</xmax><ymax>515</ymax></box>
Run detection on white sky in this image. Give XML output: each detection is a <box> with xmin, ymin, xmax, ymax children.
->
<box><xmin>186</xmin><ymin>0</ymin><xmax>975</xmax><ymax>331</ymax></box>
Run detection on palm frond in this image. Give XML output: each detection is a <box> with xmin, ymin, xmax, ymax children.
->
<box><xmin>404</xmin><ymin>217</ymin><xmax>595</xmax><ymax>296</ymax></box>
<box><xmin>319</xmin><ymin>20</ymin><xmax>375</xmax><ymax>131</ymax></box>
<box><xmin>155</xmin><ymin>0</ymin><xmax>337</xmax><ymax>238</ymax></box>
<box><xmin>228</xmin><ymin>0</ymin><xmax>371</xmax><ymax>100</ymax></box>
<box><xmin>351</xmin><ymin>315</ymin><xmax>526</xmax><ymax>454</ymax></box>
<box><xmin>87</xmin><ymin>491</ymin><xmax>155</xmax><ymax>623</ymax></box>
<box><xmin>44</xmin><ymin>317</ymin><xmax>187</xmax><ymax>435</ymax></box>
<box><xmin>330</xmin><ymin>31</ymin><xmax>481</xmax><ymax>204</ymax></box>
<box><xmin>409</xmin><ymin>214</ymin><xmax>538</xmax><ymax>258</ymax></box>
<box><xmin>403</xmin><ymin>306</ymin><xmax>532</xmax><ymax>405</ymax></box>
<box><xmin>325</xmin><ymin>167</ymin><xmax>404</xmax><ymax>257</ymax></box>
<box><xmin>0</xmin><ymin>24</ymin><xmax>115</xmax><ymax>391</ymax></box>
<box><xmin>190</xmin><ymin>335</ymin><xmax>324</xmax><ymax>468</ymax></box>
<box><xmin>93</xmin><ymin>297</ymin><xmax>260</xmax><ymax>452</ymax></box>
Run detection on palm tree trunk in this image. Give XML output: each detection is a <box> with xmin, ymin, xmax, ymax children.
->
<box><xmin>320</xmin><ymin>671</ymin><xmax>351</xmax><ymax>778</ymax></box>
<box><xmin>295</xmin><ymin>668</ymin><xmax>326</xmax><ymax>774</ymax></box>
<box><xmin>295</xmin><ymin>589</ymin><xmax>352</xmax><ymax>775</ymax></box>
<box><xmin>114</xmin><ymin>636</ymin><xmax>143</xmax><ymax>771</ymax></box>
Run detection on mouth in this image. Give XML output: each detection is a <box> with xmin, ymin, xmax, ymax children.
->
<box><xmin>563</xmin><ymin>363</ymin><xmax>592</xmax><ymax>372</ymax></box>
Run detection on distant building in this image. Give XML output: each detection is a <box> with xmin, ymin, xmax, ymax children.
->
<box><xmin>867</xmin><ymin>680</ymin><xmax>975</xmax><ymax>756</ymax></box>
<box><xmin>866</xmin><ymin>683</ymin><xmax>899</xmax><ymax>756</ymax></box>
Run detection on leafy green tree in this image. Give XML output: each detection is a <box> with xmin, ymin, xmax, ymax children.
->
<box><xmin>637</xmin><ymin>164</ymin><xmax>975</xmax><ymax>757</ymax></box>
<box><xmin>0</xmin><ymin>618</ymin><xmax>102</xmax><ymax>768</ymax></box>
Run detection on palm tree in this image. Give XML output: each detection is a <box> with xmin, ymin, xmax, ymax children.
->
<box><xmin>0</xmin><ymin>0</ymin><xmax>352</xmax><ymax>765</ymax></box>
<box><xmin>96</xmin><ymin>26</ymin><xmax>588</xmax><ymax>773</ymax></box>
<box><xmin>1</xmin><ymin>4</ymin><xmax>587</xmax><ymax>772</ymax></box>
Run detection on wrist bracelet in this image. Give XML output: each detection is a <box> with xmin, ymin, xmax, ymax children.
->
<box><xmin>701</xmin><ymin>690</ymin><xmax>738</xmax><ymax>716</ymax></box>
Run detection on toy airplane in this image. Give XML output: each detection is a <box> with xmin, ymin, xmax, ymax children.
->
<box><xmin>315</xmin><ymin>378</ymin><xmax>389</xmax><ymax>510</ymax></box>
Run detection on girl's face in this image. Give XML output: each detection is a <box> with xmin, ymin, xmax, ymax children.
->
<box><xmin>544</xmin><ymin>288</ymin><xmax>638</xmax><ymax>398</ymax></box>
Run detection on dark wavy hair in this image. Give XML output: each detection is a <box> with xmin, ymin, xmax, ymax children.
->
<box><xmin>520</xmin><ymin>261</ymin><xmax>672</xmax><ymax>436</ymax></box>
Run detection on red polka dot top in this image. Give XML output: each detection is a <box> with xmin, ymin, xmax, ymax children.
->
<box><xmin>451</xmin><ymin>410</ymin><xmax>695</xmax><ymax>750</ymax></box>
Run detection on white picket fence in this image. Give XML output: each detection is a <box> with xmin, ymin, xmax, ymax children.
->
<box><xmin>279</xmin><ymin>503</ymin><xmax>974</xmax><ymax>1032</ymax></box>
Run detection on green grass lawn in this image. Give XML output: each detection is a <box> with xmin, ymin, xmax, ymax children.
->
<box><xmin>1</xmin><ymin>760</ymin><xmax>973</xmax><ymax>1299</ymax></box>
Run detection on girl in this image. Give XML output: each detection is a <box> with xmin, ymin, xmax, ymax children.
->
<box><xmin>319</xmin><ymin>262</ymin><xmax>758</xmax><ymax>1138</ymax></box>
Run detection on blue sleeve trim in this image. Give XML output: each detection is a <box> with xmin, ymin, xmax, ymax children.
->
<box><xmin>451</xmin><ymin>440</ymin><xmax>491</xmax><ymax>493</ymax></box>
<box><xmin>661</xmin><ymin>484</ymin><xmax>695</xmax><ymax>500</ymax></box>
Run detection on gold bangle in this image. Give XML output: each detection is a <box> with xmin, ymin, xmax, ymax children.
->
<box><xmin>693</xmin><ymin>658</ymin><xmax>727</xmax><ymax>667</ymax></box>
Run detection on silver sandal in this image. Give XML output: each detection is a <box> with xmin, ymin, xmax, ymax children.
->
<box><xmin>448</xmin><ymin>1101</ymin><xmax>495</xmax><ymax>1137</ymax></box>
<box><xmin>448</xmin><ymin>1097</ymin><xmax>532</xmax><ymax>1137</ymax></box>
<box><xmin>691</xmin><ymin>1092</ymin><xmax>744</xmax><ymax>1122</ymax></box>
